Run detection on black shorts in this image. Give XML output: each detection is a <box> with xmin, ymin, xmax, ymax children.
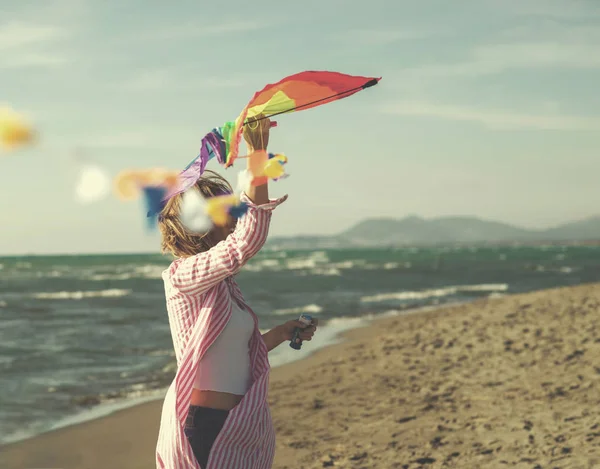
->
<box><xmin>184</xmin><ymin>405</ymin><xmax>229</xmax><ymax>469</ymax></box>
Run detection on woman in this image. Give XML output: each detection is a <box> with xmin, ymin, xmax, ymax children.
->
<box><xmin>155</xmin><ymin>116</ymin><xmax>318</xmax><ymax>469</ymax></box>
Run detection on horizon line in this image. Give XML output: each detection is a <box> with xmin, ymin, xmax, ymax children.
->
<box><xmin>1</xmin><ymin>238</ymin><xmax>599</xmax><ymax>258</ymax></box>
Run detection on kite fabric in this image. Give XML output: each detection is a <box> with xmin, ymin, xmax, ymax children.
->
<box><xmin>224</xmin><ymin>70</ymin><xmax>381</xmax><ymax>168</ymax></box>
<box><xmin>159</xmin><ymin>127</ymin><xmax>228</xmax><ymax>206</ymax></box>
<box><xmin>0</xmin><ymin>106</ymin><xmax>36</xmax><ymax>150</ymax></box>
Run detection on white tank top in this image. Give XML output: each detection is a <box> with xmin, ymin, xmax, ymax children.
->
<box><xmin>193</xmin><ymin>299</ymin><xmax>254</xmax><ymax>395</ymax></box>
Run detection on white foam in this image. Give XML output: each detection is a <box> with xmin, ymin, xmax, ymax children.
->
<box><xmin>131</xmin><ymin>264</ymin><xmax>165</xmax><ymax>279</ymax></box>
<box><xmin>283</xmin><ymin>251</ymin><xmax>330</xmax><ymax>270</ymax></box>
<box><xmin>266</xmin><ymin>313</ymin><xmax>383</xmax><ymax>368</ymax></box>
<box><xmin>272</xmin><ymin>304</ymin><xmax>324</xmax><ymax>316</ymax></box>
<box><xmin>304</xmin><ymin>267</ymin><xmax>341</xmax><ymax>276</ymax></box>
<box><xmin>85</xmin><ymin>264</ymin><xmax>166</xmax><ymax>281</ymax></box>
<box><xmin>243</xmin><ymin>259</ymin><xmax>282</xmax><ymax>272</ymax></box>
<box><xmin>243</xmin><ymin>256</ymin><xmax>397</xmax><ymax>274</ymax></box>
<box><xmin>361</xmin><ymin>283</ymin><xmax>509</xmax><ymax>303</ymax></box>
<box><xmin>88</xmin><ymin>273</ymin><xmax>136</xmax><ymax>281</ymax></box>
<box><xmin>31</xmin><ymin>289</ymin><xmax>131</xmax><ymax>300</ymax></box>
<box><xmin>284</xmin><ymin>258</ymin><xmax>321</xmax><ymax>270</ymax></box>
<box><xmin>265</xmin><ymin>307</ymin><xmax>443</xmax><ymax>369</ymax></box>
<box><xmin>331</xmin><ymin>260</ymin><xmax>358</xmax><ymax>269</ymax></box>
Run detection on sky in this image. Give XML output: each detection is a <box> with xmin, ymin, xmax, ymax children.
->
<box><xmin>1</xmin><ymin>0</ymin><xmax>599</xmax><ymax>255</ymax></box>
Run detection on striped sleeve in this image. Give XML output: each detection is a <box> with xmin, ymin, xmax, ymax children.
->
<box><xmin>169</xmin><ymin>193</ymin><xmax>287</xmax><ymax>295</ymax></box>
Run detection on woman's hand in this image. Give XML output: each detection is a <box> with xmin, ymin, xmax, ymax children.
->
<box><xmin>243</xmin><ymin>113</ymin><xmax>271</xmax><ymax>203</ymax></box>
<box><xmin>261</xmin><ymin>318</ymin><xmax>319</xmax><ymax>352</ymax></box>
<box><xmin>243</xmin><ymin>114</ymin><xmax>271</xmax><ymax>152</ymax></box>
<box><xmin>278</xmin><ymin>318</ymin><xmax>319</xmax><ymax>344</ymax></box>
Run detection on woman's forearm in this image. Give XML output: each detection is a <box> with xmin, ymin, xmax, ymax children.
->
<box><xmin>261</xmin><ymin>325</ymin><xmax>285</xmax><ymax>352</ymax></box>
<box><xmin>246</xmin><ymin>150</ymin><xmax>269</xmax><ymax>205</ymax></box>
<box><xmin>247</xmin><ymin>180</ymin><xmax>269</xmax><ymax>206</ymax></box>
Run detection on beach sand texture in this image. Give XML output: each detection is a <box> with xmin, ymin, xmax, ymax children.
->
<box><xmin>1</xmin><ymin>283</ymin><xmax>598</xmax><ymax>469</ymax></box>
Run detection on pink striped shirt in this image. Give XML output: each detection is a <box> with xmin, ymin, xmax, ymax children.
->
<box><xmin>156</xmin><ymin>192</ymin><xmax>288</xmax><ymax>469</ymax></box>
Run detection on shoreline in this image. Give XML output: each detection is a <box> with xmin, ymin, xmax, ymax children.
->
<box><xmin>0</xmin><ymin>304</ymin><xmax>444</xmax><ymax>448</ymax></box>
<box><xmin>0</xmin><ymin>302</ymin><xmax>448</xmax><ymax>467</ymax></box>
<box><xmin>2</xmin><ymin>283</ymin><xmax>599</xmax><ymax>468</ymax></box>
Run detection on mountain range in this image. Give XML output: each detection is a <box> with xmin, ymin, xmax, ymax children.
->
<box><xmin>267</xmin><ymin>215</ymin><xmax>600</xmax><ymax>249</ymax></box>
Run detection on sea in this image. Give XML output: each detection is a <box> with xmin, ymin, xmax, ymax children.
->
<box><xmin>0</xmin><ymin>245</ymin><xmax>599</xmax><ymax>446</ymax></box>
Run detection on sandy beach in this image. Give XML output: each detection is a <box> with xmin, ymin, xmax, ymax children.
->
<box><xmin>1</xmin><ymin>283</ymin><xmax>599</xmax><ymax>469</ymax></box>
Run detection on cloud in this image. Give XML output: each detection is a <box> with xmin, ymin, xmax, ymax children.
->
<box><xmin>119</xmin><ymin>69</ymin><xmax>173</xmax><ymax>91</ymax></box>
<box><xmin>135</xmin><ymin>20</ymin><xmax>269</xmax><ymax>42</ymax></box>
<box><xmin>473</xmin><ymin>41</ymin><xmax>600</xmax><ymax>69</ymax></box>
<box><xmin>1</xmin><ymin>52</ymin><xmax>67</xmax><ymax>69</ymax></box>
<box><xmin>75</xmin><ymin>130</ymin><xmax>187</xmax><ymax>150</ymax></box>
<box><xmin>402</xmin><ymin>40</ymin><xmax>600</xmax><ymax>80</ymax></box>
<box><xmin>0</xmin><ymin>21</ymin><xmax>67</xmax><ymax>50</ymax></box>
<box><xmin>330</xmin><ymin>28</ymin><xmax>435</xmax><ymax>46</ymax></box>
<box><xmin>382</xmin><ymin>101</ymin><xmax>600</xmax><ymax>131</ymax></box>
<box><xmin>0</xmin><ymin>21</ymin><xmax>69</xmax><ymax>69</ymax></box>
<box><xmin>386</xmin><ymin>8</ymin><xmax>600</xmax><ymax>81</ymax></box>
<box><xmin>492</xmin><ymin>0</ymin><xmax>600</xmax><ymax>20</ymax></box>
<box><xmin>115</xmin><ymin>68</ymin><xmax>246</xmax><ymax>91</ymax></box>
<box><xmin>65</xmin><ymin>124</ymin><xmax>211</xmax><ymax>152</ymax></box>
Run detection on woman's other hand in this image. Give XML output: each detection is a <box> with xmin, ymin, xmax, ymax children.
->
<box><xmin>278</xmin><ymin>318</ymin><xmax>319</xmax><ymax>344</ymax></box>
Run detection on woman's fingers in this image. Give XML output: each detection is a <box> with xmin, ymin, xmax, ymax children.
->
<box><xmin>298</xmin><ymin>326</ymin><xmax>316</xmax><ymax>340</ymax></box>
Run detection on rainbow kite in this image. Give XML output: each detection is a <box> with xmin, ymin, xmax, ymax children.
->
<box><xmin>150</xmin><ymin>70</ymin><xmax>380</xmax><ymax>215</ymax></box>
<box><xmin>224</xmin><ymin>70</ymin><xmax>381</xmax><ymax>167</ymax></box>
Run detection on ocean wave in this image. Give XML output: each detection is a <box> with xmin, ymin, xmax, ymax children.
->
<box><xmin>88</xmin><ymin>273</ymin><xmax>135</xmax><ymax>281</ymax></box>
<box><xmin>244</xmin><ymin>254</ymin><xmax>397</xmax><ymax>274</ymax></box>
<box><xmin>31</xmin><ymin>289</ymin><xmax>132</xmax><ymax>300</ymax></box>
<box><xmin>39</xmin><ymin>269</ymin><xmax>64</xmax><ymax>278</ymax></box>
<box><xmin>285</xmin><ymin>258</ymin><xmax>325</xmax><ymax>270</ymax></box>
<box><xmin>361</xmin><ymin>283</ymin><xmax>509</xmax><ymax>303</ymax></box>
<box><xmin>84</xmin><ymin>264</ymin><xmax>166</xmax><ymax>281</ymax></box>
<box><xmin>272</xmin><ymin>304</ymin><xmax>324</xmax><ymax>316</ymax></box>
<box><xmin>298</xmin><ymin>267</ymin><xmax>342</xmax><ymax>277</ymax></box>
<box><xmin>243</xmin><ymin>259</ymin><xmax>281</xmax><ymax>272</ymax></box>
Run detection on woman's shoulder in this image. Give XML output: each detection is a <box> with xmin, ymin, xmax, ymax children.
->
<box><xmin>161</xmin><ymin>257</ymin><xmax>179</xmax><ymax>278</ymax></box>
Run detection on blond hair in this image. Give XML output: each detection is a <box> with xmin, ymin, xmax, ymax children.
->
<box><xmin>158</xmin><ymin>170</ymin><xmax>232</xmax><ymax>258</ymax></box>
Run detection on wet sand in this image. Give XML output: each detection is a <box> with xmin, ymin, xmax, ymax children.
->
<box><xmin>1</xmin><ymin>283</ymin><xmax>599</xmax><ymax>469</ymax></box>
